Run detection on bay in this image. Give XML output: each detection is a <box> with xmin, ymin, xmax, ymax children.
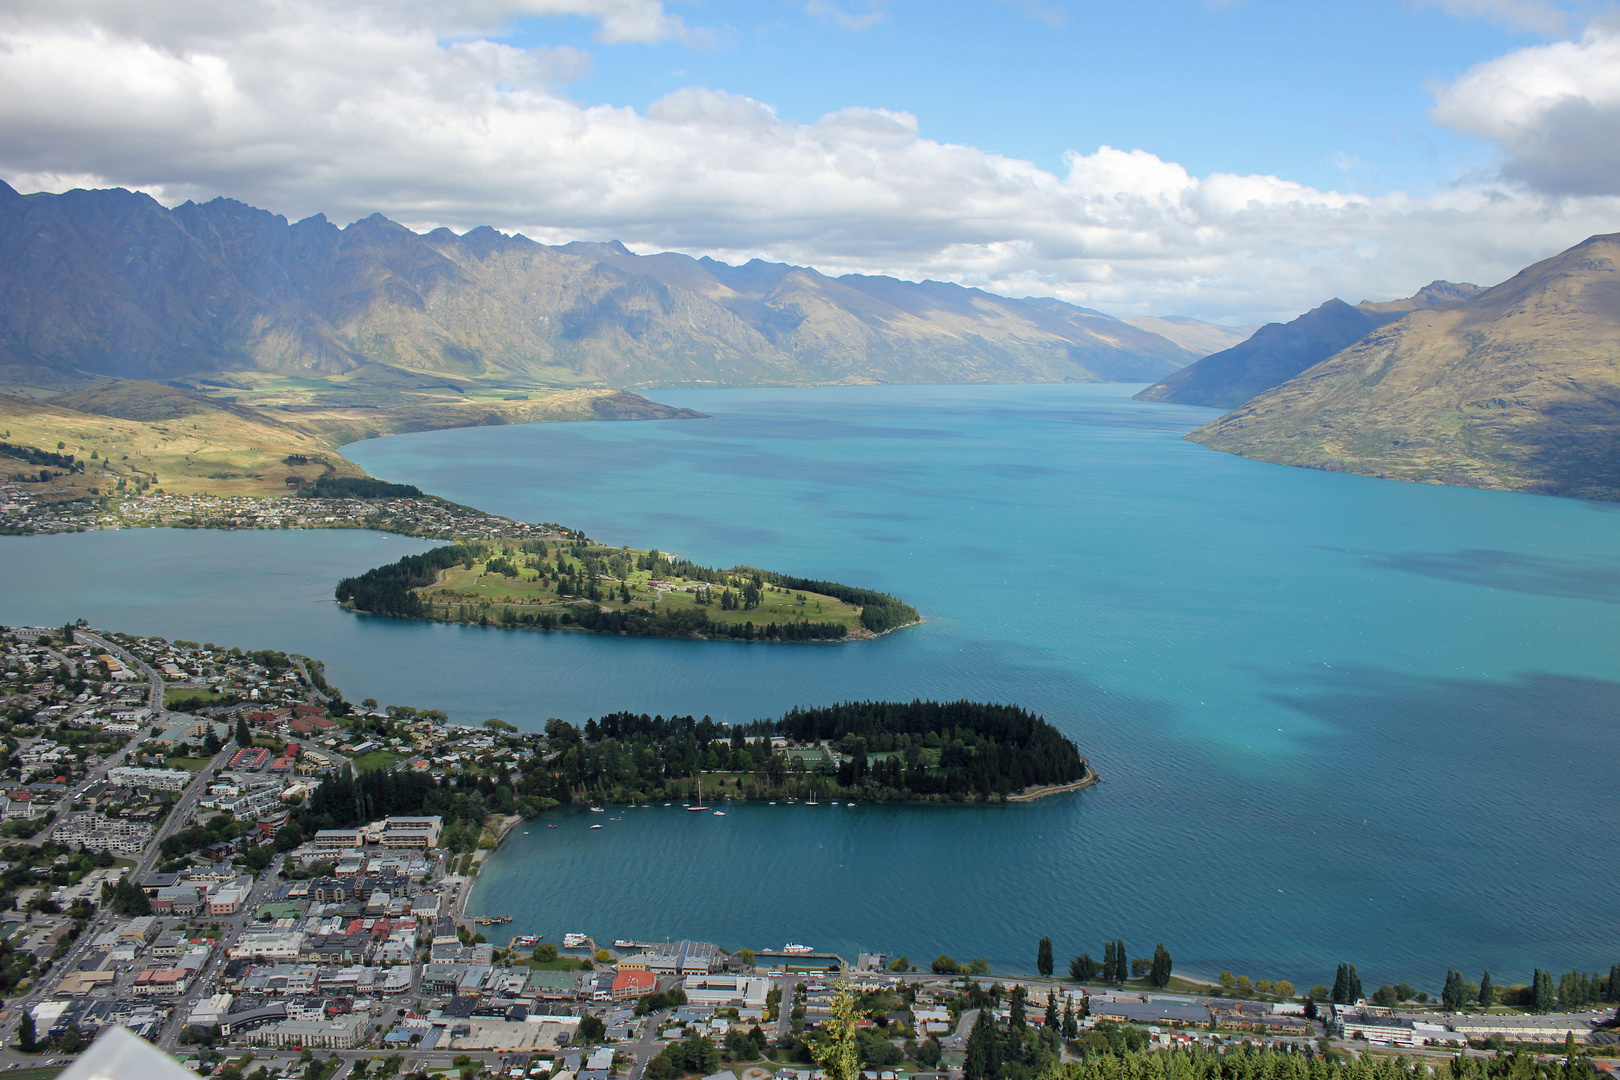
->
<box><xmin>3</xmin><ymin>383</ymin><xmax>1617</xmax><ymax>988</ymax></box>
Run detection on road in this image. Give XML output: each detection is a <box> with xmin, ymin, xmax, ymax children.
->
<box><xmin>625</xmin><ymin>1007</ymin><xmax>669</xmax><ymax>1080</ymax></box>
<box><xmin>77</xmin><ymin>628</ymin><xmax>169</xmax><ymax>714</ymax></box>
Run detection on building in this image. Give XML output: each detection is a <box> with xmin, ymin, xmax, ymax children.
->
<box><xmin>1213</xmin><ymin>1010</ymin><xmax>1314</xmax><ymax>1036</ymax></box>
<box><xmin>152</xmin><ymin>885</ymin><xmax>203</xmax><ymax>915</ymax></box>
<box><xmin>1088</xmin><ymin>1001</ymin><xmax>1212</xmax><ymax>1027</ymax></box>
<box><xmin>1337</xmin><ymin>1012</ymin><xmax>1422</xmax><ymax>1047</ymax></box>
<box><xmin>243</xmin><ymin>1014</ymin><xmax>369</xmax><ymax>1050</ymax></box>
<box><xmin>107</xmin><ymin>766</ymin><xmax>193</xmax><ymax>792</ymax></box>
<box><xmin>1449</xmin><ymin>1014</ymin><xmax>1603</xmax><ymax>1044</ymax></box>
<box><xmin>312</xmin><ymin>828</ymin><xmax>363</xmax><ymax>850</ymax></box>
<box><xmin>681</xmin><ymin>975</ymin><xmax>772</xmax><ymax>1009</ymax></box>
<box><xmin>210</xmin><ymin>884</ymin><xmax>248</xmax><ymax>915</ymax></box>
<box><xmin>612</xmin><ymin>970</ymin><xmax>659</xmax><ymax>1000</ymax></box>
<box><xmin>228</xmin><ymin>932</ymin><xmax>306</xmax><ymax>961</ymax></box>
<box><xmin>618</xmin><ymin>940</ymin><xmax>727</xmax><ymax>975</ymax></box>
<box><xmin>132</xmin><ymin>968</ymin><xmax>192</xmax><ymax>996</ymax></box>
<box><xmin>380</xmin><ymin>815</ymin><xmax>444</xmax><ymax>849</ymax></box>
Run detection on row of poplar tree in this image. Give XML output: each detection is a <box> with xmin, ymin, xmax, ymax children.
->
<box><xmin>1032</xmin><ymin>935</ymin><xmax>1174</xmax><ymax>988</ymax></box>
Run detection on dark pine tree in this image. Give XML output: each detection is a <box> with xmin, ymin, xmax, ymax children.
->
<box><xmin>1102</xmin><ymin>942</ymin><xmax>1117</xmax><ymax>984</ymax></box>
<box><xmin>1479</xmin><ymin>971</ymin><xmax>1494</xmax><ymax>1009</ymax></box>
<box><xmin>1534</xmin><ymin>968</ymin><xmax>1555</xmax><ymax>1013</ymax></box>
<box><xmin>1037</xmin><ymin>937</ymin><xmax>1054</xmax><ymax>978</ymax></box>
<box><xmin>1443</xmin><ymin>969</ymin><xmax>1465</xmax><ymax>1011</ymax></box>
<box><xmin>1347</xmin><ymin>964</ymin><xmax>1363</xmax><ymax>1004</ymax></box>
<box><xmin>1113</xmin><ymin>939</ymin><xmax>1128</xmax><ymax>984</ymax></box>
<box><xmin>235</xmin><ymin>716</ymin><xmax>252</xmax><ymax>748</ymax></box>
<box><xmin>963</xmin><ymin>1008</ymin><xmax>1000</xmax><ymax>1080</ymax></box>
<box><xmin>1150</xmin><ymin>943</ymin><xmax>1172</xmax><ymax>988</ymax></box>
<box><xmin>1332</xmin><ymin>964</ymin><xmax>1350</xmax><ymax>1005</ymax></box>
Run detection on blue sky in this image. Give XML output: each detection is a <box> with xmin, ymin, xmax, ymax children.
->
<box><xmin>509</xmin><ymin>0</ymin><xmax>1541</xmax><ymax>196</ymax></box>
<box><xmin>1</xmin><ymin>0</ymin><xmax>1617</xmax><ymax>319</ymax></box>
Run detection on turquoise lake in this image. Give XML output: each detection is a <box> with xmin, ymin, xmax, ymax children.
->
<box><xmin>3</xmin><ymin>383</ymin><xmax>1616</xmax><ymax>987</ymax></box>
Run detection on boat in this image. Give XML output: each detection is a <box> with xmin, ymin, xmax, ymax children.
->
<box><xmin>768</xmin><ymin>801</ymin><xmax>776</xmax><ymax>805</ymax></box>
<box><xmin>614</xmin><ymin>939</ymin><xmax>637</xmax><ymax>949</ymax></box>
<box><xmin>523</xmin><ymin>831</ymin><xmax>529</xmax><ymax>835</ymax></box>
<box><xmin>475</xmin><ymin>914</ymin><xmax>513</xmax><ymax>925</ymax></box>
<box><xmin>590</xmin><ymin>807</ymin><xmax>605</xmax><ymax>813</ymax></box>
<box><xmin>590</xmin><ymin>823</ymin><xmax>603</xmax><ymax>830</ymax></box>
<box><xmin>687</xmin><ymin>775</ymin><xmax>708</xmax><ymax>812</ymax></box>
<box><xmin>806</xmin><ymin>800</ymin><xmax>819</xmax><ymax>806</ymax></box>
<box><xmin>847</xmin><ymin>802</ymin><xmax>856</xmax><ymax>807</ymax></box>
<box><xmin>712</xmin><ymin>810</ymin><xmax>725</xmax><ymax>816</ymax></box>
<box><xmin>548</xmin><ymin>825</ymin><xmax>557</xmax><ymax>829</ymax></box>
<box><xmin>514</xmin><ymin>935</ymin><xmax>540</xmax><ymax>947</ymax></box>
<box><xmin>562</xmin><ymin>933</ymin><xmax>591</xmax><ymax>949</ymax></box>
<box><xmin>783</xmin><ymin>943</ymin><xmax>813</xmax><ymax>954</ymax></box>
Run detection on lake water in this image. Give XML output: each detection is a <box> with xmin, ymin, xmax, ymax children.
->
<box><xmin>3</xmin><ymin>383</ymin><xmax>1617</xmax><ymax>989</ymax></box>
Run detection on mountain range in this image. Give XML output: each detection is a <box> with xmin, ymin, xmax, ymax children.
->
<box><xmin>1189</xmin><ymin>233</ymin><xmax>1620</xmax><ymax>500</ymax></box>
<box><xmin>0</xmin><ymin>181</ymin><xmax>1216</xmax><ymax>394</ymax></box>
<box><xmin>1132</xmin><ymin>281</ymin><xmax>1481</xmax><ymax>409</ymax></box>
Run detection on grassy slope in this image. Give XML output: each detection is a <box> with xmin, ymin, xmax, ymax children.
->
<box><xmin>424</xmin><ymin>551</ymin><xmax>868</xmax><ymax>632</ymax></box>
<box><xmin>0</xmin><ymin>386</ymin><xmax>353</xmax><ymax>499</ymax></box>
<box><xmin>0</xmin><ymin>373</ymin><xmax>702</xmax><ymax>501</ymax></box>
<box><xmin>1190</xmin><ymin>234</ymin><xmax>1620</xmax><ymax>499</ymax></box>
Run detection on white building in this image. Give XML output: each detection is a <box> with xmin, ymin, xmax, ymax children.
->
<box><xmin>108</xmin><ymin>766</ymin><xmax>193</xmax><ymax>792</ymax></box>
<box><xmin>681</xmin><ymin>975</ymin><xmax>773</xmax><ymax>1009</ymax></box>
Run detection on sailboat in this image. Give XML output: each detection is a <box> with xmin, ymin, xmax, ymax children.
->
<box><xmin>687</xmin><ymin>775</ymin><xmax>708</xmax><ymax>812</ymax></box>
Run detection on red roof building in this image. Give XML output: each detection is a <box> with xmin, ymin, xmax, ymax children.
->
<box><xmin>612</xmin><ymin>970</ymin><xmax>658</xmax><ymax>999</ymax></box>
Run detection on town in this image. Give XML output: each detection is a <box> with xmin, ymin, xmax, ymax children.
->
<box><xmin>0</xmin><ymin>486</ymin><xmax>578</xmax><ymax>543</ymax></box>
<box><xmin>1</xmin><ymin>622</ymin><xmax>1616</xmax><ymax>1080</ymax></box>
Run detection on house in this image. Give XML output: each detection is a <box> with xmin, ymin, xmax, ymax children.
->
<box><xmin>613</xmin><ymin>970</ymin><xmax>658</xmax><ymax>999</ymax></box>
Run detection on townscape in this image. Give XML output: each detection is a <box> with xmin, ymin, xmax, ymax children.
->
<box><xmin>1</xmin><ymin>621</ymin><xmax>1615</xmax><ymax>1080</ymax></box>
<box><xmin>0</xmin><ymin>488</ymin><xmax>574</xmax><ymax>543</ymax></box>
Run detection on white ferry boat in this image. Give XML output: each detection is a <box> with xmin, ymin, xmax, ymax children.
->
<box><xmin>562</xmin><ymin>933</ymin><xmax>591</xmax><ymax>949</ymax></box>
<box><xmin>782</xmin><ymin>943</ymin><xmax>814</xmax><ymax>954</ymax></box>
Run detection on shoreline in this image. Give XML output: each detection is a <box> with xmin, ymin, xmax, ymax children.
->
<box><xmin>1005</xmin><ymin>765</ymin><xmax>1100</xmax><ymax>802</ymax></box>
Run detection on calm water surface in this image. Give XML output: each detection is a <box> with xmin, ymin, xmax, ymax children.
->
<box><xmin>3</xmin><ymin>384</ymin><xmax>1616</xmax><ymax>987</ymax></box>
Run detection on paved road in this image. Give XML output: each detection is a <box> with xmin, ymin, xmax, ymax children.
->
<box><xmin>625</xmin><ymin>1007</ymin><xmax>668</xmax><ymax>1080</ymax></box>
<box><xmin>945</xmin><ymin>1008</ymin><xmax>978</xmax><ymax>1050</ymax></box>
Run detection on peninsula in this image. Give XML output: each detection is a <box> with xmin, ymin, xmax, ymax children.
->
<box><xmin>538</xmin><ymin>700</ymin><xmax>1095</xmax><ymax>803</ymax></box>
<box><xmin>335</xmin><ymin>541</ymin><xmax>921</xmax><ymax>642</ymax></box>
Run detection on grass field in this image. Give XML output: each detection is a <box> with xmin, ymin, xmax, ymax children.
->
<box><xmin>2</xmin><ymin>373</ymin><xmax>689</xmax><ymax>503</ymax></box>
<box><xmin>164</xmin><ymin>685</ymin><xmax>231</xmax><ymax>708</ymax></box>
<box><xmin>352</xmin><ymin>750</ymin><xmax>403</xmax><ymax>772</ymax></box>
<box><xmin>421</xmin><ymin>548</ymin><xmax>866</xmax><ymax>632</ymax></box>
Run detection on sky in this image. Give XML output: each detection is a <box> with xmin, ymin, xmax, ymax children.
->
<box><xmin>1</xmin><ymin>0</ymin><xmax>1619</xmax><ymax>321</ymax></box>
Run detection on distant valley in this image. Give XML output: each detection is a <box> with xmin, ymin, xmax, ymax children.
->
<box><xmin>1133</xmin><ymin>281</ymin><xmax>1481</xmax><ymax>410</ymax></box>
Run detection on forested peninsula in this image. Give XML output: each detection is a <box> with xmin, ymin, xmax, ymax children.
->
<box><xmin>335</xmin><ymin>540</ymin><xmax>920</xmax><ymax>642</ymax></box>
<box><xmin>533</xmin><ymin>700</ymin><xmax>1096</xmax><ymax>804</ymax></box>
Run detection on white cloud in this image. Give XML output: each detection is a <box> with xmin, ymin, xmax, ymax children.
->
<box><xmin>802</xmin><ymin>1</ymin><xmax>888</xmax><ymax>32</ymax></box>
<box><xmin>0</xmin><ymin>0</ymin><xmax>1616</xmax><ymax>321</ymax></box>
<box><xmin>1431</xmin><ymin>19</ymin><xmax>1620</xmax><ymax>194</ymax></box>
<box><xmin>1413</xmin><ymin>0</ymin><xmax>1570</xmax><ymax>36</ymax></box>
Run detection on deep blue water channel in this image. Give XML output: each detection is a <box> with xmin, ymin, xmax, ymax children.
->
<box><xmin>3</xmin><ymin>384</ymin><xmax>1616</xmax><ymax>988</ymax></box>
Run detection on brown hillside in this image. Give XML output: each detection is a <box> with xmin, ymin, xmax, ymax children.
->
<box><xmin>1189</xmin><ymin>234</ymin><xmax>1620</xmax><ymax>500</ymax></box>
